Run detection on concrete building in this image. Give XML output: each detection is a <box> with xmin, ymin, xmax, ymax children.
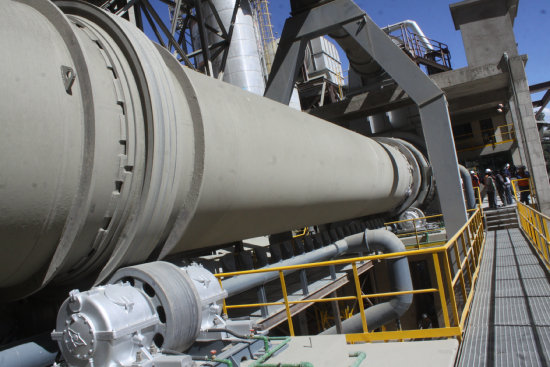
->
<box><xmin>312</xmin><ymin>0</ymin><xmax>550</xmax><ymax>215</ymax></box>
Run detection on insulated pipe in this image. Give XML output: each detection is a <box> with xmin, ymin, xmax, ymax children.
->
<box><xmin>320</xmin><ymin>229</ymin><xmax>413</xmax><ymax>334</ymax></box>
<box><xmin>381</xmin><ymin>20</ymin><xmax>435</xmax><ymax>51</ymax></box>
<box><xmin>200</xmin><ymin>0</ymin><xmax>266</xmax><ymax>95</ymax></box>
<box><xmin>222</xmin><ymin>232</ymin><xmax>366</xmax><ymax>297</ymax></box>
<box><xmin>0</xmin><ymin>334</ymin><xmax>58</xmax><ymax>367</ymax></box>
<box><xmin>0</xmin><ymin>0</ymin><xmax>424</xmax><ymax>300</ymax></box>
<box><xmin>459</xmin><ymin>165</ymin><xmax>477</xmax><ymax>210</ymax></box>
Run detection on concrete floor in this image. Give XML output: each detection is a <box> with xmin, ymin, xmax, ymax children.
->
<box><xmin>242</xmin><ymin>335</ymin><xmax>458</xmax><ymax>367</ymax></box>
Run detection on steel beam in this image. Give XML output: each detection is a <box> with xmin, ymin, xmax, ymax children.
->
<box><xmin>264</xmin><ymin>0</ymin><xmax>467</xmax><ymax>236</ymax></box>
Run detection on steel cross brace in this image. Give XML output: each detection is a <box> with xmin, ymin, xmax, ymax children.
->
<box><xmin>265</xmin><ymin>0</ymin><xmax>467</xmax><ymax>235</ymax></box>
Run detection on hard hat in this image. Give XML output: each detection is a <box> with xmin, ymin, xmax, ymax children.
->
<box><xmin>485</xmin><ymin>168</ymin><xmax>491</xmax><ymax>173</ymax></box>
<box><xmin>470</xmin><ymin>170</ymin><xmax>475</xmax><ymax>174</ymax></box>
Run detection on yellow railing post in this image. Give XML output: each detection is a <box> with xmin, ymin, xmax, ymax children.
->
<box><xmin>511</xmin><ymin>179</ymin><xmax>519</xmax><ymax>201</ymax></box>
<box><xmin>529</xmin><ymin>210</ymin><xmax>536</xmax><ymax>244</ymax></box>
<box><xmin>542</xmin><ymin>216</ymin><xmax>550</xmax><ymax>263</ymax></box>
<box><xmin>217</xmin><ymin>277</ymin><xmax>228</xmax><ymax>316</ymax></box>
<box><xmin>452</xmin><ymin>241</ymin><xmax>468</xmax><ymax>305</ymax></box>
<box><xmin>352</xmin><ymin>262</ymin><xmax>368</xmax><ymax>333</ymax></box>
<box><xmin>216</xmin><ymin>208</ymin><xmax>485</xmax><ymax>344</ymax></box>
<box><xmin>414</xmin><ymin>218</ymin><xmax>419</xmax><ymax>249</ymax></box>
<box><xmin>279</xmin><ymin>270</ymin><xmax>295</xmax><ymax>336</ymax></box>
<box><xmin>517</xmin><ymin>201</ymin><xmax>550</xmax><ymax>272</ymax></box>
<box><xmin>443</xmin><ymin>251</ymin><xmax>461</xmax><ymax>330</ymax></box>
<box><xmin>460</xmin><ymin>232</ymin><xmax>474</xmax><ymax>286</ymax></box>
<box><xmin>432</xmin><ymin>253</ymin><xmax>450</xmax><ymax>328</ymax></box>
<box><xmin>534</xmin><ymin>213</ymin><xmax>543</xmax><ymax>253</ymax></box>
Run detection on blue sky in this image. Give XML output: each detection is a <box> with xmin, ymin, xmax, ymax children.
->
<box><xmin>268</xmin><ymin>0</ymin><xmax>549</xmax><ymax>111</ymax></box>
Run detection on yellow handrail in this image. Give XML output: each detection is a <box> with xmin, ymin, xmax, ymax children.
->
<box><xmin>385</xmin><ymin>191</ymin><xmax>482</xmax><ymax>249</ymax></box>
<box><xmin>511</xmin><ymin>178</ymin><xmax>537</xmax><ymax>208</ymax></box>
<box><xmin>292</xmin><ymin>227</ymin><xmax>309</xmax><ymax>238</ymax></box>
<box><xmin>215</xmin><ymin>208</ymin><xmax>486</xmax><ymax>343</ymax></box>
<box><xmin>517</xmin><ymin>201</ymin><xmax>550</xmax><ymax>271</ymax></box>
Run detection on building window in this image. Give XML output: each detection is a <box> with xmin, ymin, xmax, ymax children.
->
<box><xmin>452</xmin><ymin>123</ymin><xmax>473</xmax><ymax>140</ymax></box>
<box><xmin>480</xmin><ymin>118</ymin><xmax>494</xmax><ymax>144</ymax></box>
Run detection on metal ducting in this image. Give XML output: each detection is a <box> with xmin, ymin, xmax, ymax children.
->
<box><xmin>0</xmin><ymin>0</ymin><xmax>429</xmax><ymax>301</ymax></box>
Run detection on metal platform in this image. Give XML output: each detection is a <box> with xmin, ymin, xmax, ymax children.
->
<box><xmin>457</xmin><ymin>228</ymin><xmax>550</xmax><ymax>366</ymax></box>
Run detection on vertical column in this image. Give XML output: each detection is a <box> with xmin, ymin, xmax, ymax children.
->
<box><xmin>507</xmin><ymin>55</ymin><xmax>550</xmax><ymax>214</ymax></box>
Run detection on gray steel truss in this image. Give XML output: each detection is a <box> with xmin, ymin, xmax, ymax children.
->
<box><xmin>264</xmin><ymin>0</ymin><xmax>468</xmax><ymax>236</ymax></box>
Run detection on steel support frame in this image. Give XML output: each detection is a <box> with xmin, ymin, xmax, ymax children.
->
<box><xmin>101</xmin><ymin>0</ymin><xmax>242</xmax><ymax>76</ymax></box>
<box><xmin>264</xmin><ymin>0</ymin><xmax>467</xmax><ymax>236</ymax></box>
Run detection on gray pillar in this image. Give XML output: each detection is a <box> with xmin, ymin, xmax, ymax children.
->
<box><xmin>419</xmin><ymin>97</ymin><xmax>468</xmax><ymax>235</ymax></box>
<box><xmin>506</xmin><ymin>55</ymin><xmax>550</xmax><ymax>214</ymax></box>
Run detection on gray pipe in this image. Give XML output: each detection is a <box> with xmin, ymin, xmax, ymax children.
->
<box><xmin>223</xmin><ymin>239</ymin><xmax>347</xmax><ymax>297</ymax></box>
<box><xmin>459</xmin><ymin>165</ymin><xmax>476</xmax><ymax>210</ymax></box>
<box><xmin>0</xmin><ymin>334</ymin><xmax>58</xmax><ymax>367</ymax></box>
<box><xmin>222</xmin><ymin>232</ymin><xmax>368</xmax><ymax>297</ymax></box>
<box><xmin>320</xmin><ymin>229</ymin><xmax>412</xmax><ymax>334</ymax></box>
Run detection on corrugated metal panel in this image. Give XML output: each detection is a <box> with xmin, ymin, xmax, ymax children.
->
<box><xmin>306</xmin><ymin>36</ymin><xmax>343</xmax><ymax>84</ymax></box>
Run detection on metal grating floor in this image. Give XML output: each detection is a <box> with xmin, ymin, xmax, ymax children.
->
<box><xmin>456</xmin><ymin>228</ymin><xmax>550</xmax><ymax>366</ymax></box>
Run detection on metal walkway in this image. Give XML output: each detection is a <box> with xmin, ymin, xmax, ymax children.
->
<box><xmin>457</xmin><ymin>228</ymin><xmax>550</xmax><ymax>366</ymax></box>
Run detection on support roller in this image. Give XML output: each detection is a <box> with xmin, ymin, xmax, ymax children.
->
<box><xmin>0</xmin><ymin>0</ymin><xmax>432</xmax><ymax>300</ymax></box>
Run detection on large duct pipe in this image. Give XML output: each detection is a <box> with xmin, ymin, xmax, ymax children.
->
<box><xmin>459</xmin><ymin>165</ymin><xmax>477</xmax><ymax>210</ymax></box>
<box><xmin>320</xmin><ymin>229</ymin><xmax>413</xmax><ymax>334</ymax></box>
<box><xmin>222</xmin><ymin>232</ymin><xmax>366</xmax><ymax>297</ymax></box>
<box><xmin>0</xmin><ymin>0</ymin><xmax>426</xmax><ymax>300</ymax></box>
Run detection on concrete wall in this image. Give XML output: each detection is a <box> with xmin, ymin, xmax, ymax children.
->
<box><xmin>450</xmin><ymin>0</ymin><xmax>519</xmax><ymax>67</ymax></box>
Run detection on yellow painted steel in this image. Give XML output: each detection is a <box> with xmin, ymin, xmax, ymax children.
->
<box><xmin>225</xmin><ymin>302</ymin><xmax>284</xmax><ymax>309</ymax></box>
<box><xmin>517</xmin><ymin>201</ymin><xmax>550</xmax><ymax>272</ymax></box>
<box><xmin>361</xmin><ymin>288</ymin><xmax>438</xmax><ymax>298</ymax></box>
<box><xmin>474</xmin><ymin>186</ymin><xmax>483</xmax><ymax>216</ymax></box>
<box><xmin>457</xmin><ymin>139</ymin><xmax>515</xmax><ymax>153</ymax></box>
<box><xmin>292</xmin><ymin>227</ymin><xmax>309</xmax><ymax>238</ymax></box>
<box><xmin>279</xmin><ymin>270</ymin><xmax>295</xmax><ymax>336</ymax></box>
<box><xmin>432</xmin><ymin>253</ymin><xmax>451</xmax><ymax>328</ymax></box>
<box><xmin>215</xmin><ymin>208</ymin><xmax>486</xmax><ymax>344</ymax></box>
<box><xmin>351</xmin><ymin>262</ymin><xmax>368</xmax><ymax>333</ymax></box>
<box><xmin>218</xmin><ymin>277</ymin><xmax>228</xmax><ymax>316</ymax></box>
<box><xmin>404</xmin><ymin>241</ymin><xmax>446</xmax><ymax>250</ymax></box>
<box><xmin>346</xmin><ymin>327</ymin><xmax>462</xmax><ymax>343</ymax></box>
<box><xmin>512</xmin><ymin>178</ymin><xmax>537</xmax><ymax>207</ymax></box>
<box><xmin>385</xmin><ymin>213</ymin><xmax>444</xmax><ymax>225</ymax></box>
<box><xmin>456</xmin><ymin>123</ymin><xmax>516</xmax><ymax>153</ymax></box>
<box><xmin>384</xmin><ymin>213</ymin><xmax>444</xmax><ymax>249</ymax></box>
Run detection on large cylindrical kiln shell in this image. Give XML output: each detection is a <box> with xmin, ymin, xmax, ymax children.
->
<box><xmin>0</xmin><ymin>0</ymin><xmax>421</xmax><ymax>299</ymax></box>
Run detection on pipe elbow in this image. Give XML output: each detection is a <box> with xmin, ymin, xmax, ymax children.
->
<box><xmin>364</xmin><ymin>228</ymin><xmax>405</xmax><ymax>254</ymax></box>
<box><xmin>390</xmin><ymin>293</ymin><xmax>413</xmax><ymax>316</ymax></box>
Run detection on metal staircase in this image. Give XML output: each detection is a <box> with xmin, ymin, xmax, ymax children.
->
<box><xmin>484</xmin><ymin>206</ymin><xmax>518</xmax><ymax>231</ymax></box>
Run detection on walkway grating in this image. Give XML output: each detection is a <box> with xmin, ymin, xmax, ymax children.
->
<box><xmin>456</xmin><ymin>228</ymin><xmax>550</xmax><ymax>366</ymax></box>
